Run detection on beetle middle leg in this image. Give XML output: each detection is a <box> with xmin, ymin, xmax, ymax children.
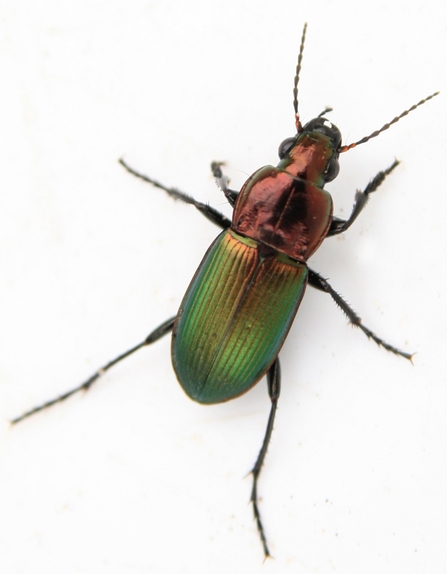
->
<box><xmin>328</xmin><ymin>159</ymin><xmax>399</xmax><ymax>236</ymax></box>
<box><xmin>308</xmin><ymin>269</ymin><xmax>413</xmax><ymax>360</ymax></box>
<box><xmin>250</xmin><ymin>358</ymin><xmax>281</xmax><ymax>559</ymax></box>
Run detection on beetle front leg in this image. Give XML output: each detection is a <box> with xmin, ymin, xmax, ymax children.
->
<box><xmin>308</xmin><ymin>269</ymin><xmax>413</xmax><ymax>360</ymax></box>
<box><xmin>328</xmin><ymin>159</ymin><xmax>399</xmax><ymax>236</ymax></box>
<box><xmin>119</xmin><ymin>158</ymin><xmax>231</xmax><ymax>230</ymax></box>
<box><xmin>11</xmin><ymin>317</ymin><xmax>176</xmax><ymax>424</ymax></box>
<box><xmin>250</xmin><ymin>358</ymin><xmax>281</xmax><ymax>559</ymax></box>
<box><xmin>211</xmin><ymin>161</ymin><xmax>239</xmax><ymax>206</ymax></box>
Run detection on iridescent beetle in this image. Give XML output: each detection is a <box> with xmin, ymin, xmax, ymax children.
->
<box><xmin>13</xmin><ymin>24</ymin><xmax>438</xmax><ymax>557</ymax></box>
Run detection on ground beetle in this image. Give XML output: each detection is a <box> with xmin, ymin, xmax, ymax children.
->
<box><xmin>12</xmin><ymin>24</ymin><xmax>438</xmax><ymax>557</ymax></box>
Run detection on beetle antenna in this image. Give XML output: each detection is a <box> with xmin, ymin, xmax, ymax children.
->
<box><xmin>293</xmin><ymin>22</ymin><xmax>307</xmax><ymax>133</ymax></box>
<box><xmin>339</xmin><ymin>91</ymin><xmax>439</xmax><ymax>152</ymax></box>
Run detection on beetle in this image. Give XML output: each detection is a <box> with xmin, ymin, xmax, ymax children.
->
<box><xmin>12</xmin><ymin>23</ymin><xmax>438</xmax><ymax>557</ymax></box>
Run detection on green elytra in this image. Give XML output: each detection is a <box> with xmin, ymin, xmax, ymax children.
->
<box><xmin>172</xmin><ymin>229</ymin><xmax>308</xmax><ymax>403</ymax></box>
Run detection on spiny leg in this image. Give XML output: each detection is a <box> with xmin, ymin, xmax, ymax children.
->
<box><xmin>328</xmin><ymin>160</ymin><xmax>399</xmax><ymax>236</ymax></box>
<box><xmin>250</xmin><ymin>358</ymin><xmax>281</xmax><ymax>559</ymax></box>
<box><xmin>308</xmin><ymin>269</ymin><xmax>413</xmax><ymax>360</ymax></box>
<box><xmin>210</xmin><ymin>161</ymin><xmax>239</xmax><ymax>206</ymax></box>
<box><xmin>119</xmin><ymin>158</ymin><xmax>231</xmax><ymax>230</ymax></box>
<box><xmin>11</xmin><ymin>317</ymin><xmax>176</xmax><ymax>425</ymax></box>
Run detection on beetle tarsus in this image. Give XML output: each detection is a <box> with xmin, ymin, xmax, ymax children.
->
<box><xmin>211</xmin><ymin>161</ymin><xmax>238</xmax><ymax>206</ymax></box>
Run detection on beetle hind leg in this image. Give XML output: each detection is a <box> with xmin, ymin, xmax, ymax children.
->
<box><xmin>250</xmin><ymin>358</ymin><xmax>281</xmax><ymax>559</ymax></box>
<box><xmin>10</xmin><ymin>317</ymin><xmax>176</xmax><ymax>425</ymax></box>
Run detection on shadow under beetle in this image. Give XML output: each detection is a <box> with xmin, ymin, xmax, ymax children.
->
<box><xmin>12</xmin><ymin>24</ymin><xmax>438</xmax><ymax>558</ymax></box>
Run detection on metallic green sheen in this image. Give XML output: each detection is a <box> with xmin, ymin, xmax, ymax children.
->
<box><xmin>172</xmin><ymin>229</ymin><xmax>308</xmax><ymax>404</ymax></box>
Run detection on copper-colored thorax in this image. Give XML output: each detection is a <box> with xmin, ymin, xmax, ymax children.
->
<box><xmin>232</xmin><ymin>133</ymin><xmax>334</xmax><ymax>262</ymax></box>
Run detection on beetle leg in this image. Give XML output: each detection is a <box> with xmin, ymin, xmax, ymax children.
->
<box><xmin>328</xmin><ymin>159</ymin><xmax>399</xmax><ymax>236</ymax></box>
<box><xmin>250</xmin><ymin>358</ymin><xmax>281</xmax><ymax>558</ymax></box>
<box><xmin>10</xmin><ymin>317</ymin><xmax>176</xmax><ymax>425</ymax></box>
<box><xmin>210</xmin><ymin>161</ymin><xmax>239</xmax><ymax>206</ymax></box>
<box><xmin>119</xmin><ymin>158</ymin><xmax>232</xmax><ymax>230</ymax></box>
<box><xmin>308</xmin><ymin>269</ymin><xmax>413</xmax><ymax>360</ymax></box>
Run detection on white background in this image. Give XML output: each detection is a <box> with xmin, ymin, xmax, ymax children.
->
<box><xmin>0</xmin><ymin>1</ymin><xmax>446</xmax><ymax>573</ymax></box>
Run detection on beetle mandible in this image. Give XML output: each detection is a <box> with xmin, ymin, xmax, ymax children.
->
<box><xmin>12</xmin><ymin>23</ymin><xmax>438</xmax><ymax>558</ymax></box>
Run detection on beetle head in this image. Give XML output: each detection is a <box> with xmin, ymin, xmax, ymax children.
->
<box><xmin>278</xmin><ymin>116</ymin><xmax>341</xmax><ymax>184</ymax></box>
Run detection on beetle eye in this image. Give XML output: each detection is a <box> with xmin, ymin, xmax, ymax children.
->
<box><xmin>278</xmin><ymin>137</ymin><xmax>296</xmax><ymax>159</ymax></box>
<box><xmin>324</xmin><ymin>156</ymin><xmax>340</xmax><ymax>182</ymax></box>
